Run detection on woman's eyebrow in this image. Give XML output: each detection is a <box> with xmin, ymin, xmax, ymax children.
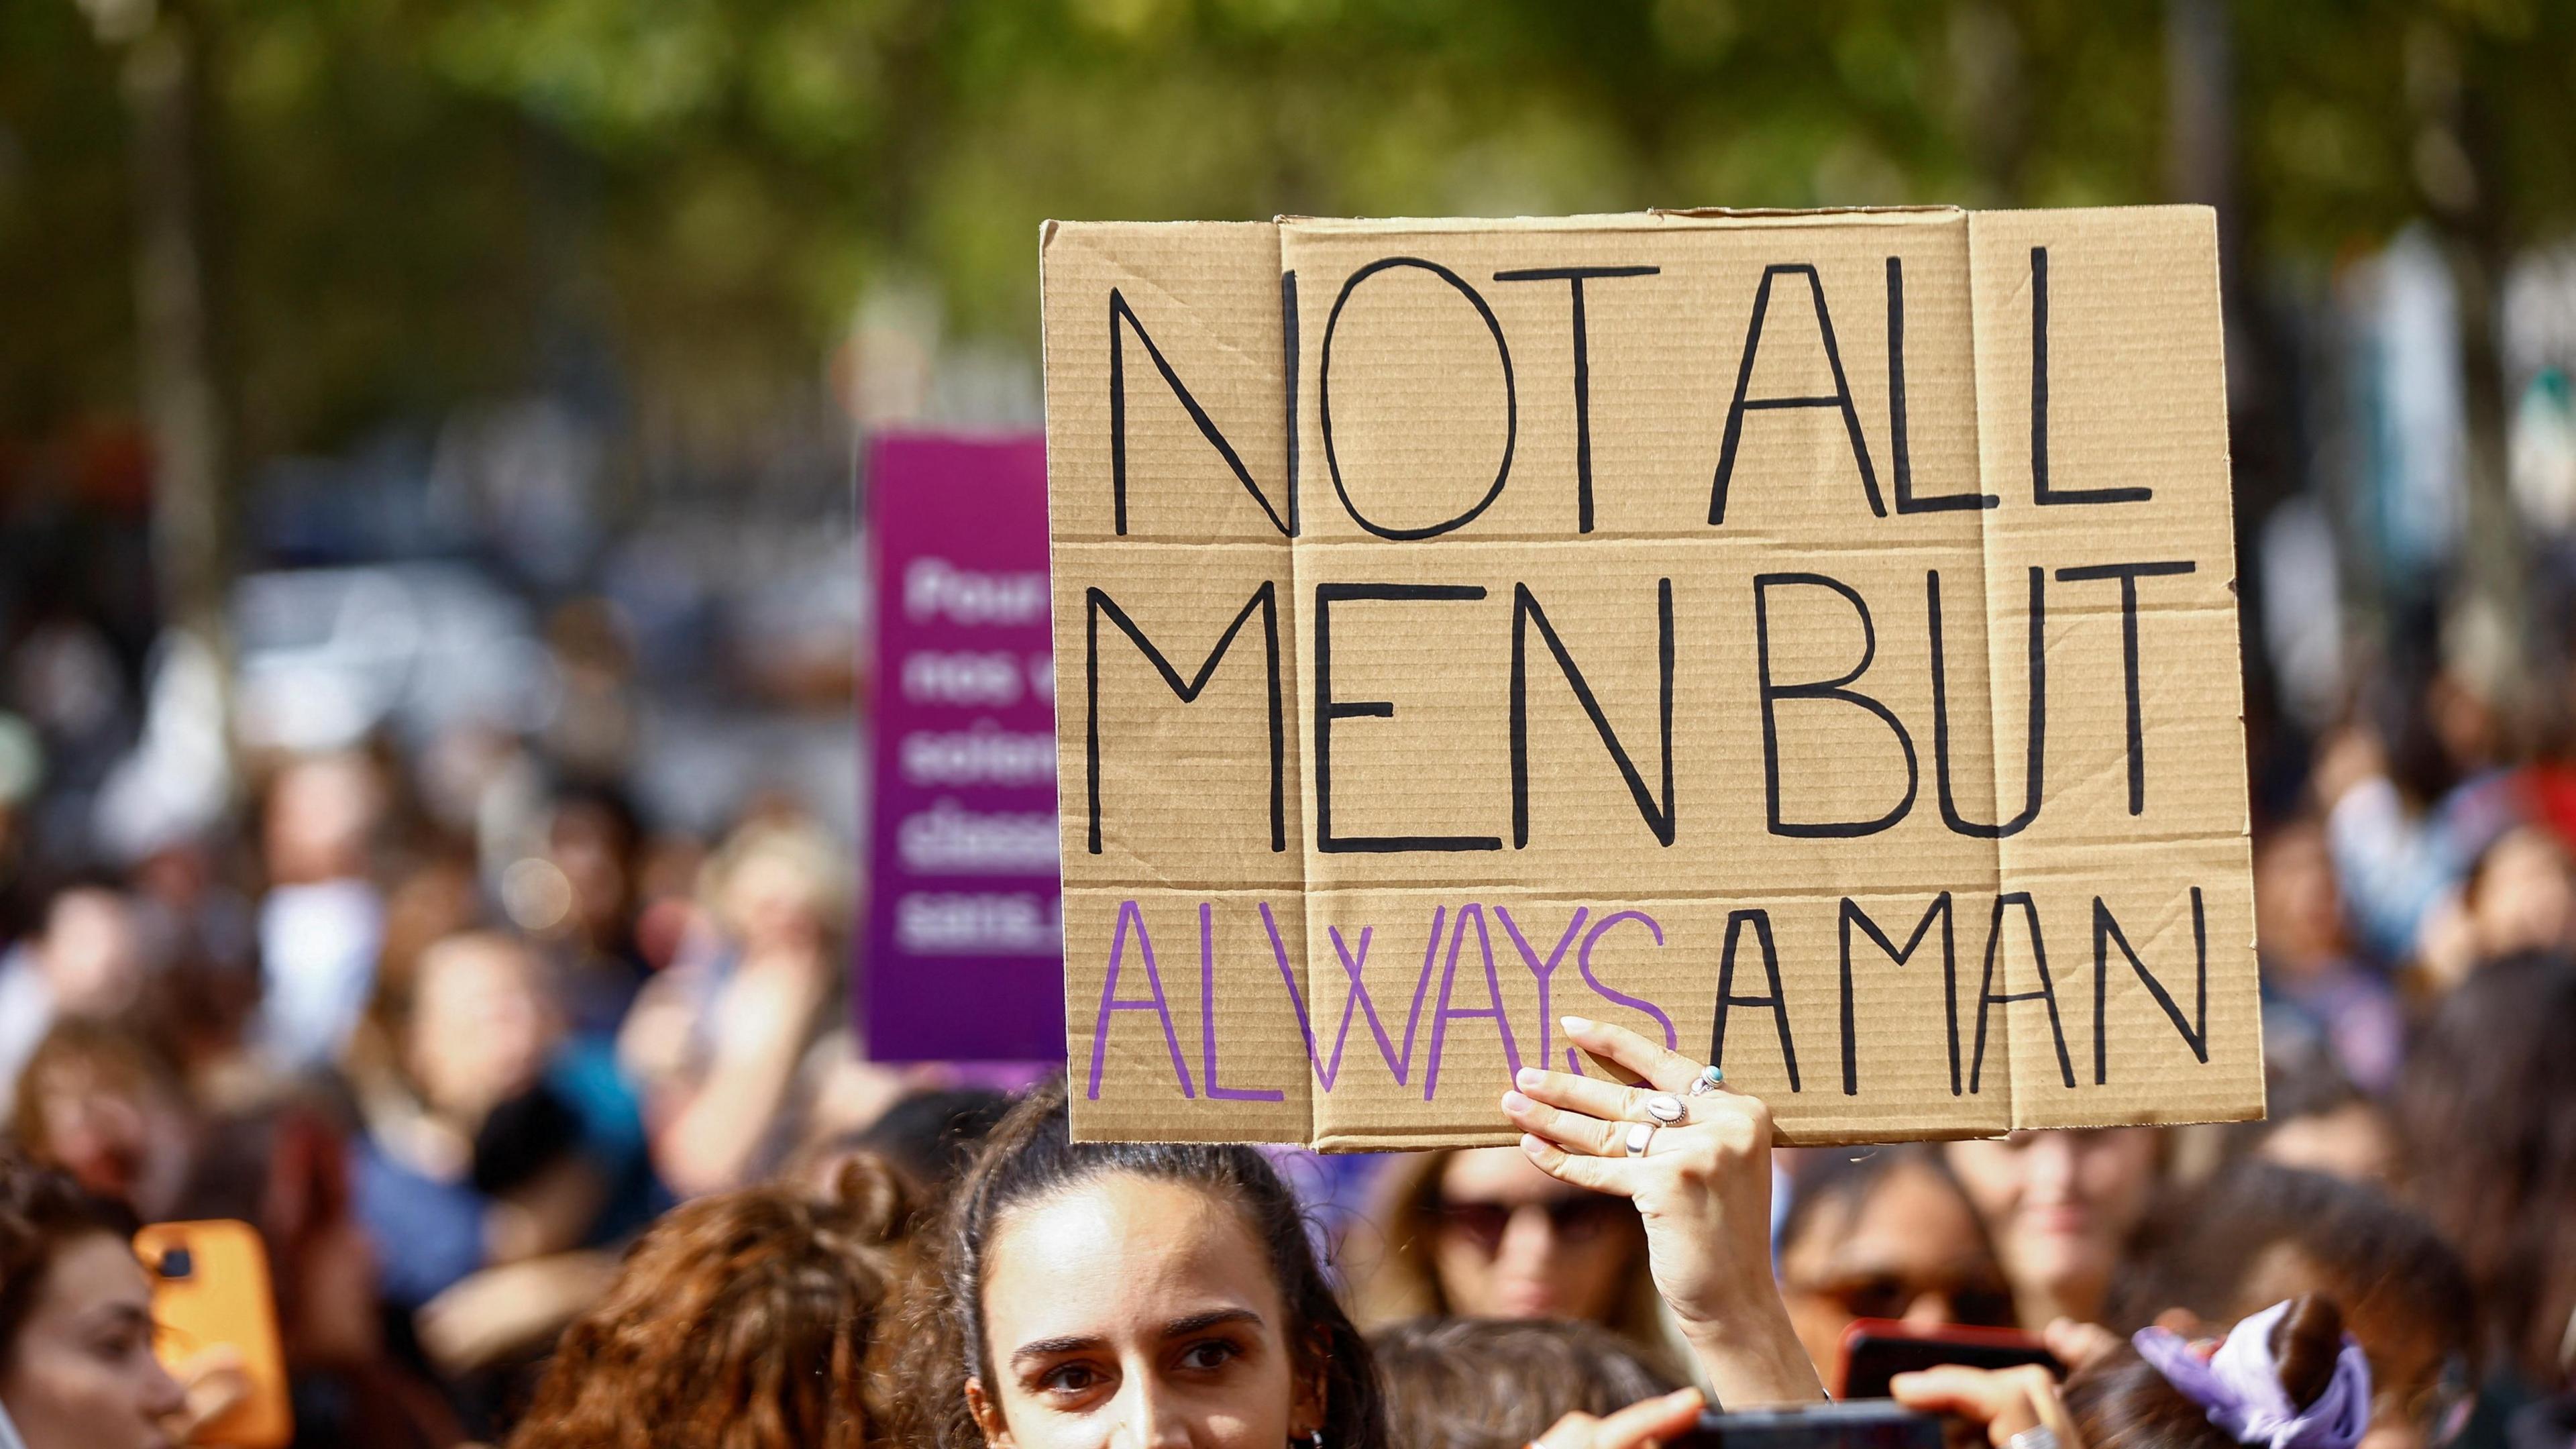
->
<box><xmin>1160</xmin><ymin>1307</ymin><xmax>1263</xmax><ymax>1340</ymax></box>
<box><xmin>1011</xmin><ymin>1333</ymin><xmax>1108</xmax><ymax>1366</ymax></box>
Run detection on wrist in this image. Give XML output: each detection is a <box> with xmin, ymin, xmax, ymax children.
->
<box><xmin>1676</xmin><ymin>1295</ymin><xmax>1825</xmax><ymax>1407</ymax></box>
<box><xmin>1674</xmin><ymin>1281</ymin><xmax>1798</xmax><ymax>1344</ymax></box>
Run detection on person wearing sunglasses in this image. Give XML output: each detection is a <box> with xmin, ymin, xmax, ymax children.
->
<box><xmin>1350</xmin><ymin>1142</ymin><xmax>1666</xmax><ymax>1373</ymax></box>
<box><xmin>1775</xmin><ymin>1145</ymin><xmax>2019</xmax><ymax>1377</ymax></box>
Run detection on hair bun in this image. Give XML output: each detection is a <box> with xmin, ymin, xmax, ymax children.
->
<box><xmin>825</xmin><ymin>1150</ymin><xmax>914</xmax><ymax>1244</ymax></box>
<box><xmin>2267</xmin><ymin>1293</ymin><xmax>2347</xmax><ymax>1410</ymax></box>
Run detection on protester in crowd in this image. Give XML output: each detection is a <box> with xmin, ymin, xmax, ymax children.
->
<box><xmin>1369</xmin><ymin>1318</ymin><xmax>1674</xmax><ymax>1449</ymax></box>
<box><xmin>11</xmin><ymin>1019</ymin><xmax>462</xmax><ymax>1445</ymax></box>
<box><xmin>0</xmin><ymin>883</ymin><xmax>152</xmax><ymax>1118</ymax></box>
<box><xmin>1774</xmin><ymin>1146</ymin><xmax>2017</xmax><ymax>1379</ymax></box>
<box><xmin>2229</xmin><ymin>1064</ymin><xmax>2401</xmax><ymax>1187</ymax></box>
<box><xmin>345</xmin><ymin>930</ymin><xmax>653</xmax><ymax>1359</ymax></box>
<box><xmin>2108</xmin><ymin>1164</ymin><xmax>2474</xmax><ymax>1449</ymax></box>
<box><xmin>254</xmin><ymin>753</ymin><xmax>390</xmax><ymax>1073</ymax></box>
<box><xmin>530</xmin><ymin>784</ymin><xmax>653</xmax><ymax>1039</ymax></box>
<box><xmin>1346</xmin><ymin>1145</ymin><xmax>1668</xmax><ymax>1371</ymax></box>
<box><xmin>906</xmin><ymin>1075</ymin><xmax>1391</xmax><ymax>1449</ymax></box>
<box><xmin>1944</xmin><ymin>1128</ymin><xmax>2163</xmax><ymax>1330</ymax></box>
<box><xmin>2396</xmin><ymin>952</ymin><xmax>2576</xmax><ymax>1403</ymax></box>
<box><xmin>0</xmin><ymin>1151</ymin><xmax>185</xmax><ymax>1449</ymax></box>
<box><xmin>2456</xmin><ymin>825</ymin><xmax>2576</xmax><ymax>968</ymax></box>
<box><xmin>912</xmin><ymin>1051</ymin><xmax>1811</xmax><ymax>1449</ymax></box>
<box><xmin>507</xmin><ymin>1154</ymin><xmax>914</xmax><ymax>1449</ymax></box>
<box><xmin>1895</xmin><ymin>1295</ymin><xmax>2370</xmax><ymax>1449</ymax></box>
<box><xmin>2068</xmin><ymin>1295</ymin><xmax>2372</xmax><ymax>1449</ymax></box>
<box><xmin>2254</xmin><ymin>818</ymin><xmax>2404</xmax><ymax>1093</ymax></box>
<box><xmin>617</xmin><ymin>814</ymin><xmax>854</xmax><ymax>1195</ymax></box>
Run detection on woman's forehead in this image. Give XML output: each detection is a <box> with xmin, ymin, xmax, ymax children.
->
<box><xmin>983</xmin><ymin>1175</ymin><xmax>1284</xmax><ymax>1338</ymax></box>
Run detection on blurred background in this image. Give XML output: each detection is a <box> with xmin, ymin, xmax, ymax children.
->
<box><xmin>6</xmin><ymin>0</ymin><xmax>2576</xmax><ymax>1442</ymax></box>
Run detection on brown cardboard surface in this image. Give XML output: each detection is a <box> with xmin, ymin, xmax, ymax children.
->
<box><xmin>1040</xmin><ymin>207</ymin><xmax>2260</xmax><ymax>1149</ymax></box>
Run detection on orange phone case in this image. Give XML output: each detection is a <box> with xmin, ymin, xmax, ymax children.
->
<box><xmin>133</xmin><ymin>1220</ymin><xmax>293</xmax><ymax>1449</ymax></box>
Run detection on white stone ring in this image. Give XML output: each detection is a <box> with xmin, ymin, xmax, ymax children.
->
<box><xmin>1686</xmin><ymin>1064</ymin><xmax>1726</xmax><ymax>1096</ymax></box>
<box><xmin>1644</xmin><ymin>1093</ymin><xmax>1686</xmax><ymax>1124</ymax></box>
<box><xmin>1621</xmin><ymin>1120</ymin><xmax>1659</xmax><ymax>1157</ymax></box>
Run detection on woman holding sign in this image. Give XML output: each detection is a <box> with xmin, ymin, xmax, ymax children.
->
<box><xmin>910</xmin><ymin>1020</ymin><xmax>1819</xmax><ymax>1449</ymax></box>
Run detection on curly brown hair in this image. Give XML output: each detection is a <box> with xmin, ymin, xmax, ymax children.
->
<box><xmin>506</xmin><ymin>1154</ymin><xmax>916</xmax><ymax>1449</ymax></box>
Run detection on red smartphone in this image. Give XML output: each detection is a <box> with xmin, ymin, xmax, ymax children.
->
<box><xmin>1835</xmin><ymin>1319</ymin><xmax>2061</xmax><ymax>1400</ymax></box>
<box><xmin>135</xmin><ymin>1220</ymin><xmax>294</xmax><ymax>1449</ymax></box>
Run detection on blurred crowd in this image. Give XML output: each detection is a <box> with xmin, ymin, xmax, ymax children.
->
<box><xmin>0</xmin><ymin>455</ymin><xmax>2570</xmax><ymax>1449</ymax></box>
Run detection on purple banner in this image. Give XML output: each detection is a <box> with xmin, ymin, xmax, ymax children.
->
<box><xmin>860</xmin><ymin>434</ymin><xmax>1065</xmax><ymax>1062</ymax></box>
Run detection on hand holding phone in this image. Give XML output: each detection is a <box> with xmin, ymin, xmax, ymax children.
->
<box><xmin>133</xmin><ymin>1221</ymin><xmax>292</xmax><ymax>1449</ymax></box>
<box><xmin>1887</xmin><ymin>1364</ymin><xmax>2081</xmax><ymax>1449</ymax></box>
<box><xmin>1531</xmin><ymin>1387</ymin><xmax>1710</xmax><ymax>1449</ymax></box>
<box><xmin>1666</xmin><ymin>1400</ymin><xmax>1947</xmax><ymax>1449</ymax></box>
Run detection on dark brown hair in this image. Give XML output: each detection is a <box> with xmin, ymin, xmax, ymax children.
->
<box><xmin>2395</xmin><ymin>949</ymin><xmax>2576</xmax><ymax>1387</ymax></box>
<box><xmin>1370</xmin><ymin>1317</ymin><xmax>1674</xmax><ymax>1449</ymax></box>
<box><xmin>507</xmin><ymin>1155</ymin><xmax>914</xmax><ymax>1449</ymax></box>
<box><xmin>2066</xmin><ymin>1295</ymin><xmax>2351</xmax><ymax>1449</ymax></box>
<box><xmin>0</xmin><ymin>1150</ymin><xmax>139</xmax><ymax>1371</ymax></box>
<box><xmin>2107</xmin><ymin>1163</ymin><xmax>2471</xmax><ymax>1405</ymax></box>
<box><xmin>907</xmin><ymin>1078</ymin><xmax>1389</xmax><ymax>1449</ymax></box>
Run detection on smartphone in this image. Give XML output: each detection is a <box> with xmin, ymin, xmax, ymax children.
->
<box><xmin>134</xmin><ymin>1220</ymin><xmax>293</xmax><ymax>1449</ymax></box>
<box><xmin>1668</xmin><ymin>1400</ymin><xmax>1944</xmax><ymax>1449</ymax></box>
<box><xmin>1836</xmin><ymin>1319</ymin><xmax>2061</xmax><ymax>1401</ymax></box>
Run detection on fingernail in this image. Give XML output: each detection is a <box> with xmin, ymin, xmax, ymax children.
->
<box><xmin>1562</xmin><ymin>1014</ymin><xmax>1595</xmax><ymax>1033</ymax></box>
<box><xmin>1501</xmin><ymin>1091</ymin><xmax>1532</xmax><ymax>1112</ymax></box>
<box><xmin>1515</xmin><ymin>1066</ymin><xmax>1542</xmax><ymax>1088</ymax></box>
<box><xmin>1519</xmin><ymin>1133</ymin><xmax>1545</xmax><ymax>1157</ymax></box>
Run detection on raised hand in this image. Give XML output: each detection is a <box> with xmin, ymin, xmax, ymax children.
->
<box><xmin>1502</xmin><ymin>1015</ymin><xmax>1825</xmax><ymax>1408</ymax></box>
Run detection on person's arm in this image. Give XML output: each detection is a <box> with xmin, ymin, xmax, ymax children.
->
<box><xmin>646</xmin><ymin>957</ymin><xmax>822</xmax><ymax>1196</ymax></box>
<box><xmin>484</xmin><ymin>1153</ymin><xmax>608</xmax><ymax>1263</ymax></box>
<box><xmin>1502</xmin><ymin>1016</ymin><xmax>1827</xmax><ymax>1408</ymax></box>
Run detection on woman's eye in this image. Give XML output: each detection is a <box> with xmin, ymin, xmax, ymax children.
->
<box><xmin>1040</xmin><ymin>1363</ymin><xmax>1103</xmax><ymax>1395</ymax></box>
<box><xmin>1177</xmin><ymin>1340</ymin><xmax>1240</xmax><ymax>1372</ymax></box>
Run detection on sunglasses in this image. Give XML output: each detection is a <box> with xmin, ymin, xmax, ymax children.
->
<box><xmin>1433</xmin><ymin>1195</ymin><xmax>1631</xmax><ymax>1256</ymax></box>
<box><xmin>1786</xmin><ymin>1270</ymin><xmax>2019</xmax><ymax>1329</ymax></box>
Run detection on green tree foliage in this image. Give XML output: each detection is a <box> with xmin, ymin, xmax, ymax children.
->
<box><xmin>2</xmin><ymin>0</ymin><xmax>2572</xmax><ymax>460</ymax></box>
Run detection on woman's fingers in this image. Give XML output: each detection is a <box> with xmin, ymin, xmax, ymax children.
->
<box><xmin>1536</xmin><ymin>1389</ymin><xmax>1707</xmax><ymax>1449</ymax></box>
<box><xmin>1598</xmin><ymin>1388</ymin><xmax>1708</xmax><ymax>1449</ymax></box>
<box><xmin>1515</xmin><ymin>1065</ymin><xmax>1655</xmax><ymax>1122</ymax></box>
<box><xmin>1519</xmin><ymin>1132</ymin><xmax>1631</xmax><ymax>1195</ymax></box>
<box><xmin>1503</xmin><ymin>1089</ymin><xmax>1628</xmax><ymax>1157</ymax></box>
<box><xmin>1562</xmin><ymin>1016</ymin><xmax>1703</xmax><ymax>1093</ymax></box>
<box><xmin>1889</xmin><ymin>1365</ymin><xmax>2057</xmax><ymax>1448</ymax></box>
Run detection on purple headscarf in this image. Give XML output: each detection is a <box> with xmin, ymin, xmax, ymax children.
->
<box><xmin>2132</xmin><ymin>1301</ymin><xmax>2373</xmax><ymax>1449</ymax></box>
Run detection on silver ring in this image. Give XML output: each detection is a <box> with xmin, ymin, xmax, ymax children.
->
<box><xmin>1644</xmin><ymin>1094</ymin><xmax>1685</xmax><ymax>1124</ymax></box>
<box><xmin>1622</xmin><ymin>1121</ymin><xmax>1658</xmax><ymax>1157</ymax></box>
<box><xmin>2006</xmin><ymin>1430</ymin><xmax>2058</xmax><ymax>1449</ymax></box>
<box><xmin>1686</xmin><ymin>1064</ymin><xmax>1725</xmax><ymax>1095</ymax></box>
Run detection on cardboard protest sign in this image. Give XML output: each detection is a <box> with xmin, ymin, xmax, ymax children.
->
<box><xmin>1040</xmin><ymin>209</ymin><xmax>2260</xmax><ymax>1148</ymax></box>
<box><xmin>861</xmin><ymin>434</ymin><xmax>1066</xmax><ymax>1061</ymax></box>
